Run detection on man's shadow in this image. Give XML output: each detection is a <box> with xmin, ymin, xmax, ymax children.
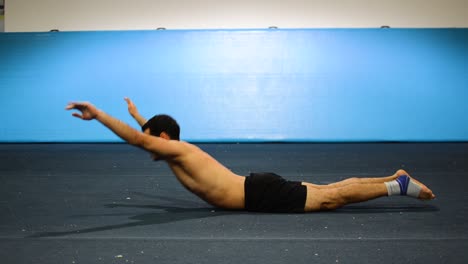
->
<box><xmin>29</xmin><ymin>192</ymin><xmax>246</xmax><ymax>238</ymax></box>
<box><xmin>29</xmin><ymin>193</ymin><xmax>439</xmax><ymax>238</ymax></box>
<box><xmin>328</xmin><ymin>203</ymin><xmax>439</xmax><ymax>214</ymax></box>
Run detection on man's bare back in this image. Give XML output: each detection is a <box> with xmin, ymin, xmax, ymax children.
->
<box><xmin>66</xmin><ymin>99</ymin><xmax>435</xmax><ymax>213</ymax></box>
<box><xmin>160</xmin><ymin>140</ymin><xmax>246</xmax><ymax>210</ymax></box>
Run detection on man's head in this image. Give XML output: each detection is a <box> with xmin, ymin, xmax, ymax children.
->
<box><xmin>141</xmin><ymin>114</ymin><xmax>180</xmax><ymax>140</ymax></box>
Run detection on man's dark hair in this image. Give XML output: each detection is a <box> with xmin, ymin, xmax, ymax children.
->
<box><xmin>141</xmin><ymin>114</ymin><xmax>180</xmax><ymax>140</ymax></box>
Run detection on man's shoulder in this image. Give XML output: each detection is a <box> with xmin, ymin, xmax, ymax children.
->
<box><xmin>164</xmin><ymin>141</ymin><xmax>210</xmax><ymax>163</ymax></box>
<box><xmin>177</xmin><ymin>141</ymin><xmax>201</xmax><ymax>152</ymax></box>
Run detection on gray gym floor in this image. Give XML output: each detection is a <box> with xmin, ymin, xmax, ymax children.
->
<box><xmin>0</xmin><ymin>143</ymin><xmax>467</xmax><ymax>263</ymax></box>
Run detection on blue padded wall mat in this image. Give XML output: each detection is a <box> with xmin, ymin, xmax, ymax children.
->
<box><xmin>1</xmin><ymin>29</ymin><xmax>467</xmax><ymax>142</ymax></box>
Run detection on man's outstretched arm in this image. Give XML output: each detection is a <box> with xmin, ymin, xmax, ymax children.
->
<box><xmin>124</xmin><ymin>97</ymin><xmax>147</xmax><ymax>127</ymax></box>
<box><xmin>66</xmin><ymin>101</ymin><xmax>179</xmax><ymax>156</ymax></box>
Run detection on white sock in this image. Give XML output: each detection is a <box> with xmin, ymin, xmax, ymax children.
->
<box><xmin>384</xmin><ymin>180</ymin><xmax>401</xmax><ymax>196</ymax></box>
<box><xmin>384</xmin><ymin>175</ymin><xmax>422</xmax><ymax>198</ymax></box>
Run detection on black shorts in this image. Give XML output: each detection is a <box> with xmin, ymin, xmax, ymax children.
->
<box><xmin>244</xmin><ymin>172</ymin><xmax>307</xmax><ymax>213</ymax></box>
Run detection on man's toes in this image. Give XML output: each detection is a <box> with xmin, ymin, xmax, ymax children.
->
<box><xmin>418</xmin><ymin>187</ymin><xmax>435</xmax><ymax>200</ymax></box>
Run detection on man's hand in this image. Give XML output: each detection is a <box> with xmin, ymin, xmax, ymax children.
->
<box><xmin>124</xmin><ymin>97</ymin><xmax>139</xmax><ymax>117</ymax></box>
<box><xmin>66</xmin><ymin>102</ymin><xmax>100</xmax><ymax>120</ymax></box>
<box><xmin>124</xmin><ymin>97</ymin><xmax>147</xmax><ymax>126</ymax></box>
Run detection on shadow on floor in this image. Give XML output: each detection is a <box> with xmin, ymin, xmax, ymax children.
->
<box><xmin>28</xmin><ymin>192</ymin><xmax>245</xmax><ymax>238</ymax></box>
<box><xmin>28</xmin><ymin>193</ymin><xmax>439</xmax><ymax>238</ymax></box>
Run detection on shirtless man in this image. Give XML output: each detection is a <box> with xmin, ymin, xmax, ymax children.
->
<box><xmin>66</xmin><ymin>99</ymin><xmax>435</xmax><ymax>213</ymax></box>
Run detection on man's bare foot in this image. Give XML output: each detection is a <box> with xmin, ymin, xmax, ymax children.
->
<box><xmin>395</xmin><ymin>169</ymin><xmax>435</xmax><ymax>200</ymax></box>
